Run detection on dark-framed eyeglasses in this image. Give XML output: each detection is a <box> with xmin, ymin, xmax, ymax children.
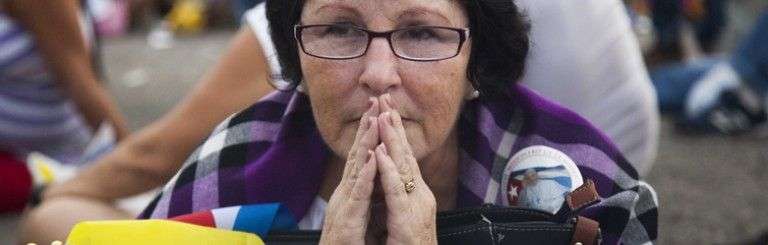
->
<box><xmin>294</xmin><ymin>24</ymin><xmax>470</xmax><ymax>62</ymax></box>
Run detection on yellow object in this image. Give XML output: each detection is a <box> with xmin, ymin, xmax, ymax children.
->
<box><xmin>27</xmin><ymin>152</ymin><xmax>60</xmax><ymax>185</ymax></box>
<box><xmin>167</xmin><ymin>0</ymin><xmax>206</xmax><ymax>33</ymax></box>
<box><xmin>38</xmin><ymin>163</ymin><xmax>55</xmax><ymax>184</ymax></box>
<box><xmin>66</xmin><ymin>220</ymin><xmax>264</xmax><ymax>245</ymax></box>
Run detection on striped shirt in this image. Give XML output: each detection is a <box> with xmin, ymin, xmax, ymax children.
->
<box><xmin>0</xmin><ymin>9</ymin><xmax>93</xmax><ymax>164</ymax></box>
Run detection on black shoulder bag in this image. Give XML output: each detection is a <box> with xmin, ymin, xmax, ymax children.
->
<box><xmin>266</xmin><ymin>180</ymin><xmax>601</xmax><ymax>245</ymax></box>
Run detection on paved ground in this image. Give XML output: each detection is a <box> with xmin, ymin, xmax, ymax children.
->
<box><xmin>648</xmin><ymin>119</ymin><xmax>768</xmax><ymax>244</ymax></box>
<box><xmin>3</xmin><ymin>4</ymin><xmax>768</xmax><ymax>244</ymax></box>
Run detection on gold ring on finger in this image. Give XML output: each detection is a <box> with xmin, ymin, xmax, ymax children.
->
<box><xmin>404</xmin><ymin>177</ymin><xmax>416</xmax><ymax>193</ymax></box>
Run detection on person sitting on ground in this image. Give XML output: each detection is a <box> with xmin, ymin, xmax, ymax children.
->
<box><xmin>0</xmin><ymin>0</ymin><xmax>128</xmax><ymax>214</ymax></box>
<box><xmin>650</xmin><ymin>9</ymin><xmax>768</xmax><ymax>134</ymax></box>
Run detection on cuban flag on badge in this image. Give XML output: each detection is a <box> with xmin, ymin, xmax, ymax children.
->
<box><xmin>169</xmin><ymin>203</ymin><xmax>298</xmax><ymax>237</ymax></box>
<box><xmin>500</xmin><ymin>146</ymin><xmax>583</xmax><ymax>214</ymax></box>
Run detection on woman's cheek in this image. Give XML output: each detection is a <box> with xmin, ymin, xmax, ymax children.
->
<box><xmin>408</xmin><ymin>91</ymin><xmax>463</xmax><ymax>158</ymax></box>
<box><xmin>306</xmin><ymin>62</ymin><xmax>367</xmax><ymax>158</ymax></box>
<box><xmin>419</xmin><ymin>70</ymin><xmax>467</xmax><ymax>155</ymax></box>
<box><xmin>314</xmin><ymin>95</ymin><xmax>359</xmax><ymax>157</ymax></box>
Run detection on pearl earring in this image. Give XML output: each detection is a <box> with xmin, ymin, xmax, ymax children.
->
<box><xmin>469</xmin><ymin>90</ymin><xmax>480</xmax><ymax>100</ymax></box>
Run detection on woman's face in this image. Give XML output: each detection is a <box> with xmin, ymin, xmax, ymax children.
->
<box><xmin>299</xmin><ymin>0</ymin><xmax>472</xmax><ymax>160</ymax></box>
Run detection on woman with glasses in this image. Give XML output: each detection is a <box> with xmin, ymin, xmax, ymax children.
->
<box><xmin>21</xmin><ymin>0</ymin><xmax>657</xmax><ymax>244</ymax></box>
<box><xmin>136</xmin><ymin>0</ymin><xmax>658</xmax><ymax>243</ymax></box>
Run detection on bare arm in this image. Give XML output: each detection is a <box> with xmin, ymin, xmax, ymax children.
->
<box><xmin>44</xmin><ymin>26</ymin><xmax>276</xmax><ymax>201</ymax></box>
<box><xmin>4</xmin><ymin>0</ymin><xmax>129</xmax><ymax>139</ymax></box>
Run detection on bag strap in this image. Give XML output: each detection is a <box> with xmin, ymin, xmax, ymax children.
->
<box><xmin>570</xmin><ymin>216</ymin><xmax>600</xmax><ymax>245</ymax></box>
<box><xmin>566</xmin><ymin>179</ymin><xmax>599</xmax><ymax>212</ymax></box>
<box><xmin>566</xmin><ymin>179</ymin><xmax>601</xmax><ymax>245</ymax></box>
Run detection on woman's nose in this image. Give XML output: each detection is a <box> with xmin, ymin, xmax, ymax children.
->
<box><xmin>358</xmin><ymin>38</ymin><xmax>402</xmax><ymax>94</ymax></box>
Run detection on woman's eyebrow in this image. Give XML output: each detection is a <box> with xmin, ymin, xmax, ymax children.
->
<box><xmin>397</xmin><ymin>7</ymin><xmax>452</xmax><ymax>25</ymax></box>
<box><xmin>313</xmin><ymin>3</ymin><xmax>361</xmax><ymax>17</ymax></box>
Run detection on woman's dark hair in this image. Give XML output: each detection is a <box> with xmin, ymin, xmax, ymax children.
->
<box><xmin>266</xmin><ymin>0</ymin><xmax>529</xmax><ymax>98</ymax></box>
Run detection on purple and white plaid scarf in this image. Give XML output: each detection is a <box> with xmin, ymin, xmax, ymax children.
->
<box><xmin>140</xmin><ymin>84</ymin><xmax>658</xmax><ymax>244</ymax></box>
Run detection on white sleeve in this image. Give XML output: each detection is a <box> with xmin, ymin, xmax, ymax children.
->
<box><xmin>244</xmin><ymin>3</ymin><xmax>283</xmax><ymax>80</ymax></box>
<box><xmin>515</xmin><ymin>0</ymin><xmax>659</xmax><ymax>176</ymax></box>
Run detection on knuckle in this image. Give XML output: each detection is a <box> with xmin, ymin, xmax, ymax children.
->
<box><xmin>421</xmin><ymin>193</ymin><xmax>437</xmax><ymax>209</ymax></box>
<box><xmin>399</xmin><ymin>165</ymin><xmax>410</xmax><ymax>176</ymax></box>
<box><xmin>349</xmin><ymin>189</ymin><xmax>369</xmax><ymax>202</ymax></box>
<box><xmin>405</xmin><ymin>154</ymin><xmax>417</xmax><ymax>166</ymax></box>
<box><xmin>346</xmin><ymin>150</ymin><xmax>357</xmax><ymax>163</ymax></box>
<box><xmin>386</xmin><ymin>181</ymin><xmax>404</xmax><ymax>195</ymax></box>
<box><xmin>425</xmin><ymin>197</ymin><xmax>437</xmax><ymax>210</ymax></box>
<box><xmin>404</xmin><ymin>145</ymin><xmax>415</xmax><ymax>156</ymax></box>
<box><xmin>396</xmin><ymin>205</ymin><xmax>411</xmax><ymax>217</ymax></box>
<box><xmin>344</xmin><ymin>177</ymin><xmax>357</xmax><ymax>186</ymax></box>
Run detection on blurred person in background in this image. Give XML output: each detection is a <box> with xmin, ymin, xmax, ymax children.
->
<box><xmin>624</xmin><ymin>0</ymin><xmax>768</xmax><ymax>134</ymax></box>
<box><xmin>639</xmin><ymin>0</ymin><xmax>729</xmax><ymax>64</ymax></box>
<box><xmin>19</xmin><ymin>0</ymin><xmax>659</xmax><ymax>243</ymax></box>
<box><xmin>0</xmin><ymin>0</ymin><xmax>128</xmax><ymax>215</ymax></box>
<box><xmin>17</xmin><ymin>3</ymin><xmax>275</xmax><ymax>243</ymax></box>
<box><xmin>650</xmin><ymin>9</ymin><xmax>768</xmax><ymax>134</ymax></box>
<box><xmin>230</xmin><ymin>0</ymin><xmax>262</xmax><ymax>23</ymax></box>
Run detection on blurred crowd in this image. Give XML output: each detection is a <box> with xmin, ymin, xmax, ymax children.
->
<box><xmin>626</xmin><ymin>0</ymin><xmax>768</xmax><ymax>135</ymax></box>
<box><xmin>0</xmin><ymin>0</ymin><xmax>766</xmax><ymax>244</ymax></box>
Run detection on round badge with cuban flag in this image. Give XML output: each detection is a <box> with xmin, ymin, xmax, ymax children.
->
<box><xmin>501</xmin><ymin>145</ymin><xmax>583</xmax><ymax>214</ymax></box>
